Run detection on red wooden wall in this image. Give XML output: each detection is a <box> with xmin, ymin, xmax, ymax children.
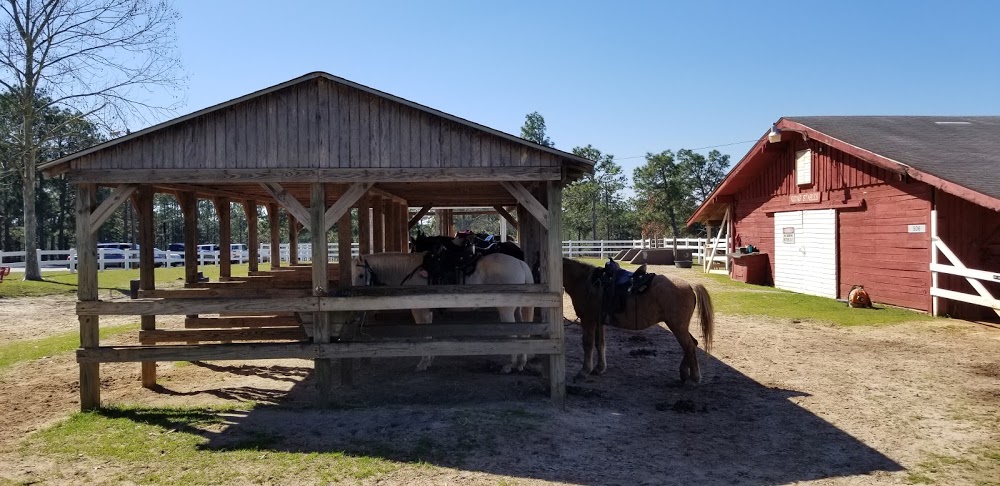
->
<box><xmin>935</xmin><ymin>191</ymin><xmax>1000</xmax><ymax>320</ymax></box>
<box><xmin>731</xmin><ymin>138</ymin><xmax>932</xmax><ymax>311</ymax></box>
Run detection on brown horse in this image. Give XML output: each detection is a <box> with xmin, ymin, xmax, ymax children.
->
<box><xmin>562</xmin><ymin>258</ymin><xmax>715</xmax><ymax>384</ymax></box>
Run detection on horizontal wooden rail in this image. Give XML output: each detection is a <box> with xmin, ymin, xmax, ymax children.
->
<box><xmin>140</xmin><ymin>327</ymin><xmax>307</xmax><ymax>344</ymax></box>
<box><xmin>141</xmin><ymin>288</ymin><xmax>313</xmax><ymax>299</ymax></box>
<box><xmin>78</xmin><ymin>292</ymin><xmax>562</xmax><ymax>315</ymax></box>
<box><xmin>77</xmin><ymin>338</ymin><xmax>562</xmax><ymax>363</ymax></box>
<box><xmin>184</xmin><ymin>316</ymin><xmax>301</xmax><ymax>328</ymax></box>
<box><xmin>356</xmin><ymin>323</ymin><xmax>551</xmax><ymax>339</ymax></box>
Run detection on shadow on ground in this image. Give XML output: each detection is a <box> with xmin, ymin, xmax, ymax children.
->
<box><xmin>122</xmin><ymin>323</ymin><xmax>901</xmax><ymax>485</ymax></box>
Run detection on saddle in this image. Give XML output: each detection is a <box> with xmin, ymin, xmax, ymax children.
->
<box><xmin>591</xmin><ymin>258</ymin><xmax>656</xmax><ymax>326</ymax></box>
<box><xmin>421</xmin><ymin>242</ymin><xmax>481</xmax><ymax>285</ymax></box>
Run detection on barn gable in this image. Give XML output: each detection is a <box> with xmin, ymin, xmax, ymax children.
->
<box><xmin>40</xmin><ymin>72</ymin><xmax>593</xmax><ymax>183</ymax></box>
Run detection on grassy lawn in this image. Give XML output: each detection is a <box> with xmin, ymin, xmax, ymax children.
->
<box><xmin>19</xmin><ymin>405</ymin><xmax>419</xmax><ymax>484</ymax></box>
<box><xmin>0</xmin><ymin>263</ymin><xmax>273</xmax><ymax>298</ymax></box>
<box><xmin>0</xmin><ymin>324</ymin><xmax>134</xmax><ymax>372</ymax></box>
<box><xmin>572</xmin><ymin>257</ymin><xmax>934</xmax><ymax>327</ymax></box>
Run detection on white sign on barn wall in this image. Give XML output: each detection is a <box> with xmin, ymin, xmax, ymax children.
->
<box><xmin>908</xmin><ymin>224</ymin><xmax>926</xmax><ymax>233</ymax></box>
<box><xmin>782</xmin><ymin>227</ymin><xmax>795</xmax><ymax>244</ymax></box>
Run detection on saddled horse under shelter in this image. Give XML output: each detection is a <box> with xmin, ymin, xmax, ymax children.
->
<box><xmin>352</xmin><ymin>251</ymin><xmax>536</xmax><ymax>373</ymax></box>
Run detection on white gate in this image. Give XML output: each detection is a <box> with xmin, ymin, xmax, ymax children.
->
<box><xmin>774</xmin><ymin>209</ymin><xmax>837</xmax><ymax>298</ymax></box>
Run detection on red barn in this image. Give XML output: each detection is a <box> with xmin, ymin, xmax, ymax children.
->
<box><xmin>689</xmin><ymin>116</ymin><xmax>1000</xmax><ymax>320</ymax></box>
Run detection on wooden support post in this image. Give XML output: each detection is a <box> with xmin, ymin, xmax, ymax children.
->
<box><xmin>358</xmin><ymin>193</ymin><xmax>371</xmax><ymax>256</ymax></box>
<box><xmin>372</xmin><ymin>195</ymin><xmax>385</xmax><ymax>253</ymax></box>
<box><xmin>544</xmin><ymin>182</ymin><xmax>566</xmax><ymax>408</ymax></box>
<box><xmin>311</xmin><ymin>183</ymin><xmax>334</xmax><ymax>403</ymax></box>
<box><xmin>136</xmin><ymin>186</ymin><xmax>157</xmax><ymax>387</ymax></box>
<box><xmin>289</xmin><ymin>219</ymin><xmax>300</xmax><ymax>265</ymax></box>
<box><xmin>216</xmin><ymin>197</ymin><xmax>232</xmax><ymax>279</ymax></box>
<box><xmin>385</xmin><ymin>203</ymin><xmax>399</xmax><ymax>252</ymax></box>
<box><xmin>268</xmin><ymin>203</ymin><xmax>281</xmax><ymax>269</ymax></box>
<box><xmin>399</xmin><ymin>204</ymin><xmax>410</xmax><ymax>252</ymax></box>
<box><xmin>244</xmin><ymin>201</ymin><xmax>259</xmax><ymax>273</ymax></box>
<box><xmin>77</xmin><ymin>183</ymin><xmax>100</xmax><ymax>410</ymax></box>
<box><xmin>180</xmin><ymin>192</ymin><xmax>198</xmax><ymax>285</ymax></box>
<box><xmin>338</xmin><ymin>207</ymin><xmax>355</xmax><ymax>385</ymax></box>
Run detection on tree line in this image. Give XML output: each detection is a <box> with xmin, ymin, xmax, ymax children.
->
<box><xmin>519</xmin><ymin>112</ymin><xmax>729</xmax><ymax>241</ymax></box>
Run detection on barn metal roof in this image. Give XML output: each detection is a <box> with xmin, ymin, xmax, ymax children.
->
<box><xmin>688</xmin><ymin>116</ymin><xmax>1000</xmax><ymax>224</ymax></box>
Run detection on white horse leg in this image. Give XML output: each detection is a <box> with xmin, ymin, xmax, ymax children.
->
<box><xmin>497</xmin><ymin>306</ymin><xmax>523</xmax><ymax>373</ymax></box>
<box><xmin>412</xmin><ymin>309</ymin><xmax>434</xmax><ymax>371</ymax></box>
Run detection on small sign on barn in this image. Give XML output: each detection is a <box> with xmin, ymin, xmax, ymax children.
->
<box><xmin>789</xmin><ymin>192</ymin><xmax>821</xmax><ymax>204</ymax></box>
<box><xmin>783</xmin><ymin>227</ymin><xmax>795</xmax><ymax>244</ymax></box>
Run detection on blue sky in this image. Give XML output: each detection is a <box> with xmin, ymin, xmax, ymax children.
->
<box><xmin>166</xmin><ymin>1</ymin><xmax>1000</xmax><ymax>178</ymax></box>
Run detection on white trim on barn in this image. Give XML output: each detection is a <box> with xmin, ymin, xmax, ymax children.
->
<box><xmin>773</xmin><ymin>209</ymin><xmax>837</xmax><ymax>298</ymax></box>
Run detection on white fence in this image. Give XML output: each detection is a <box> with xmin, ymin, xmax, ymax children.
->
<box><xmin>563</xmin><ymin>238</ymin><xmax>707</xmax><ymax>260</ymax></box>
<box><xmin>2</xmin><ymin>238</ymin><xmax>709</xmax><ymax>272</ymax></box>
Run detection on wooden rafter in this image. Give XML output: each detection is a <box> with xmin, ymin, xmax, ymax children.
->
<box><xmin>88</xmin><ymin>184</ymin><xmax>138</xmax><ymax>233</ymax></box>
<box><xmin>493</xmin><ymin>205</ymin><xmax>518</xmax><ymax>229</ymax></box>
<box><xmin>260</xmin><ymin>182</ymin><xmax>310</xmax><ymax>225</ymax></box>
<box><xmin>408</xmin><ymin>205</ymin><xmax>433</xmax><ymax>229</ymax></box>
<box><xmin>500</xmin><ymin>181</ymin><xmax>549</xmax><ymax>230</ymax></box>
<box><xmin>324</xmin><ymin>182</ymin><xmax>374</xmax><ymax>232</ymax></box>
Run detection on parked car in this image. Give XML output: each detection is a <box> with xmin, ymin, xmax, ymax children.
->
<box><xmin>167</xmin><ymin>243</ymin><xmax>185</xmax><ymax>253</ymax></box>
<box><xmin>97</xmin><ymin>242</ymin><xmax>133</xmax><ymax>268</ymax></box>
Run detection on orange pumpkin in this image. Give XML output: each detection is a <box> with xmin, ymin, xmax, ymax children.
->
<box><xmin>848</xmin><ymin>286</ymin><xmax>872</xmax><ymax>308</ymax></box>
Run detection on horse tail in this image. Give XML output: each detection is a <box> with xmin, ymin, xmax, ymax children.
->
<box><xmin>692</xmin><ymin>284</ymin><xmax>715</xmax><ymax>353</ymax></box>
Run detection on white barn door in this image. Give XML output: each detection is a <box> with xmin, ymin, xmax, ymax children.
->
<box><xmin>774</xmin><ymin>209</ymin><xmax>837</xmax><ymax>298</ymax></box>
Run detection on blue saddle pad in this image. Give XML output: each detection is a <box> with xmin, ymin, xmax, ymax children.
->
<box><xmin>612</xmin><ymin>268</ymin><xmax>634</xmax><ymax>287</ymax></box>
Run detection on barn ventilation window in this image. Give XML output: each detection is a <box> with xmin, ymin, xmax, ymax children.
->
<box><xmin>795</xmin><ymin>149</ymin><xmax>812</xmax><ymax>186</ymax></box>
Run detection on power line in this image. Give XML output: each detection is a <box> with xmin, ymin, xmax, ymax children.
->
<box><xmin>613</xmin><ymin>139</ymin><xmax>759</xmax><ymax>161</ymax></box>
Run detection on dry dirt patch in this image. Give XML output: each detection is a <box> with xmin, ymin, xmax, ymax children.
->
<box><xmin>0</xmin><ymin>269</ymin><xmax>997</xmax><ymax>484</ymax></box>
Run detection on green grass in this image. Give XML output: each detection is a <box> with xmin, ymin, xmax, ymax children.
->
<box><xmin>0</xmin><ymin>263</ymin><xmax>272</xmax><ymax>298</ymax></box>
<box><xmin>22</xmin><ymin>405</ymin><xmax>404</xmax><ymax>484</ymax></box>
<box><xmin>0</xmin><ymin>324</ymin><xmax>134</xmax><ymax>372</ymax></box>
<box><xmin>905</xmin><ymin>447</ymin><xmax>1000</xmax><ymax>485</ymax></box>
<box><xmin>704</xmin><ymin>274</ymin><xmax>936</xmax><ymax>326</ymax></box>
<box><xmin>572</xmin><ymin>256</ymin><xmax>933</xmax><ymax>326</ymax></box>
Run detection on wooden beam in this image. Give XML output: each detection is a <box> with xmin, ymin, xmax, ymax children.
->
<box><xmin>154</xmin><ymin>183</ymin><xmax>268</xmax><ymax>202</ymax></box>
<box><xmin>69</xmin><ymin>167</ymin><xmax>564</xmax><ymax>184</ymax></box>
<box><xmin>77</xmin><ymin>292</ymin><xmax>561</xmax><ymax>315</ymax></box>
<box><xmin>501</xmin><ymin>182</ymin><xmax>549</xmax><ymax>230</ymax></box>
<box><xmin>136</xmin><ymin>186</ymin><xmax>157</xmax><ymax>387</ymax></box>
<box><xmin>372</xmin><ymin>195</ymin><xmax>385</xmax><ymax>253</ymax></box>
<box><xmin>324</xmin><ymin>182</ymin><xmax>373</xmax><ymax>232</ymax></box>
<box><xmin>408</xmin><ymin>205</ymin><xmax>433</xmax><ymax>229</ymax></box>
<box><xmin>184</xmin><ymin>316</ymin><xmax>300</xmax><ymax>328</ymax></box>
<box><xmin>357</xmin><ymin>193</ymin><xmax>371</xmax><ymax>255</ymax></box>
<box><xmin>311</xmin><ymin>182</ymin><xmax>334</xmax><ymax>403</ymax></box>
<box><xmin>76</xmin><ymin>183</ymin><xmax>100</xmax><ymax>410</ymax></box>
<box><xmin>359</xmin><ymin>323</ymin><xmax>550</xmax><ymax>339</ymax></box>
<box><xmin>215</xmin><ymin>197</ymin><xmax>232</xmax><ymax>279</ymax></box>
<box><xmin>260</xmin><ymin>182</ymin><xmax>310</xmax><ymax>225</ymax></box>
<box><xmin>243</xmin><ymin>201</ymin><xmax>259</xmax><ymax>273</ymax></box>
<box><xmin>77</xmin><ymin>339</ymin><xmax>563</xmax><ymax>363</ymax></box>
<box><xmin>288</xmin><ymin>219</ymin><xmax>300</xmax><ymax>265</ymax></box>
<box><xmin>267</xmin><ymin>203</ymin><xmax>281</xmax><ymax>269</ymax></box>
<box><xmin>88</xmin><ymin>184</ymin><xmax>138</xmax><ymax>232</ymax></box>
<box><xmin>140</xmin><ymin>328</ymin><xmax>306</xmax><ymax>344</ymax></box>
<box><xmin>493</xmin><ymin>205</ymin><xmax>518</xmax><ymax>230</ymax></box>
<box><xmin>179</xmin><ymin>192</ymin><xmax>199</xmax><ymax>286</ymax></box>
<box><xmin>544</xmin><ymin>181</ymin><xmax>566</xmax><ymax>407</ymax></box>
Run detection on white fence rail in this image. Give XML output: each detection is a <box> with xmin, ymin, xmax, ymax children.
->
<box><xmin>2</xmin><ymin>238</ymin><xmax>710</xmax><ymax>272</ymax></box>
<box><xmin>563</xmin><ymin>238</ymin><xmax>707</xmax><ymax>260</ymax></box>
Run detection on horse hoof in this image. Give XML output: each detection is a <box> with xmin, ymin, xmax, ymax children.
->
<box><xmin>500</xmin><ymin>365</ymin><xmax>513</xmax><ymax>374</ymax></box>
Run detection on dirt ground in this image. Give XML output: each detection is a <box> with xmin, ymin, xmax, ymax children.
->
<box><xmin>1</xmin><ymin>266</ymin><xmax>998</xmax><ymax>485</ymax></box>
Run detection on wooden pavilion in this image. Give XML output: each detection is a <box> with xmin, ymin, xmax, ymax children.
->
<box><xmin>39</xmin><ymin>72</ymin><xmax>594</xmax><ymax>410</ymax></box>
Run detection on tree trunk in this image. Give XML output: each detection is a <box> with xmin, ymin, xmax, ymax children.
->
<box><xmin>22</xmin><ymin>147</ymin><xmax>41</xmax><ymax>280</ymax></box>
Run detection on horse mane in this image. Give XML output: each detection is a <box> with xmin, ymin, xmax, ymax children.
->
<box><xmin>355</xmin><ymin>252</ymin><xmax>427</xmax><ymax>286</ymax></box>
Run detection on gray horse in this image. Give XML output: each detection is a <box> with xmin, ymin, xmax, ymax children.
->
<box><xmin>352</xmin><ymin>251</ymin><xmax>535</xmax><ymax>373</ymax></box>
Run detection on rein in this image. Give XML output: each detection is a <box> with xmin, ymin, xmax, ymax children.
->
<box><xmin>399</xmin><ymin>264</ymin><xmax>425</xmax><ymax>285</ymax></box>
